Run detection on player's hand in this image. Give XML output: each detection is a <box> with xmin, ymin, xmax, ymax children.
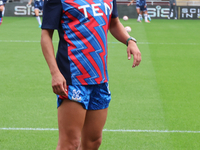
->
<box><xmin>127</xmin><ymin>41</ymin><xmax>141</xmax><ymax>67</ymax></box>
<box><xmin>51</xmin><ymin>72</ymin><xmax>67</xmax><ymax>96</ymax></box>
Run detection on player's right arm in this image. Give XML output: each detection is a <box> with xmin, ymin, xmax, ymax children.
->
<box><xmin>41</xmin><ymin>0</ymin><xmax>67</xmax><ymax>96</ymax></box>
<box><xmin>28</xmin><ymin>0</ymin><xmax>33</xmax><ymax>6</ymax></box>
<box><xmin>41</xmin><ymin>29</ymin><xmax>67</xmax><ymax>96</ymax></box>
<box><xmin>127</xmin><ymin>0</ymin><xmax>134</xmax><ymax>6</ymax></box>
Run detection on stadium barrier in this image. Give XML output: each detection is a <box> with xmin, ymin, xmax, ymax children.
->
<box><xmin>118</xmin><ymin>4</ymin><xmax>200</xmax><ymax>19</ymax></box>
<box><xmin>3</xmin><ymin>2</ymin><xmax>200</xmax><ymax>19</ymax></box>
<box><xmin>4</xmin><ymin>2</ymin><xmax>42</xmax><ymax>16</ymax></box>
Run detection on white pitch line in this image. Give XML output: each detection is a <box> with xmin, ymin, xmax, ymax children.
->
<box><xmin>103</xmin><ymin>129</ymin><xmax>200</xmax><ymax>133</ymax></box>
<box><xmin>0</xmin><ymin>128</ymin><xmax>57</xmax><ymax>131</ymax></box>
<box><xmin>0</xmin><ymin>40</ymin><xmax>199</xmax><ymax>45</ymax></box>
<box><xmin>0</xmin><ymin>40</ymin><xmax>58</xmax><ymax>43</ymax></box>
<box><xmin>108</xmin><ymin>42</ymin><xmax>200</xmax><ymax>45</ymax></box>
<box><xmin>137</xmin><ymin>42</ymin><xmax>200</xmax><ymax>45</ymax></box>
<box><xmin>0</xmin><ymin>40</ymin><xmax>40</xmax><ymax>43</ymax></box>
<box><xmin>0</xmin><ymin>128</ymin><xmax>200</xmax><ymax>133</ymax></box>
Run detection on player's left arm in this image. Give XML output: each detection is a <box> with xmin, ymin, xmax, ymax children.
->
<box><xmin>109</xmin><ymin>17</ymin><xmax>141</xmax><ymax>67</ymax></box>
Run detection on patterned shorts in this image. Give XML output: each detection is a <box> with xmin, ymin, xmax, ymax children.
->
<box><xmin>34</xmin><ymin>1</ymin><xmax>43</xmax><ymax>10</ymax></box>
<box><xmin>57</xmin><ymin>82</ymin><xmax>111</xmax><ymax>110</ymax></box>
<box><xmin>136</xmin><ymin>5</ymin><xmax>147</xmax><ymax>12</ymax></box>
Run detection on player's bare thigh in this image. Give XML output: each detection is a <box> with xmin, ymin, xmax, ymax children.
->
<box><xmin>57</xmin><ymin>99</ymin><xmax>87</xmax><ymax>148</ymax></box>
<box><xmin>136</xmin><ymin>8</ymin><xmax>140</xmax><ymax>14</ymax></box>
<box><xmin>34</xmin><ymin>8</ymin><xmax>40</xmax><ymax>16</ymax></box>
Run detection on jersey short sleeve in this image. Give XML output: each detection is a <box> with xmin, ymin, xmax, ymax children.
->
<box><xmin>111</xmin><ymin>0</ymin><xmax>118</xmax><ymax>18</ymax></box>
<box><xmin>41</xmin><ymin>0</ymin><xmax>62</xmax><ymax>29</ymax></box>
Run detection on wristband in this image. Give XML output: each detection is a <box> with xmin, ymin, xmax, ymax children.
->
<box><xmin>126</xmin><ymin>37</ymin><xmax>137</xmax><ymax>46</ymax></box>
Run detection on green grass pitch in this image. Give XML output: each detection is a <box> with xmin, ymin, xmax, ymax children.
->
<box><xmin>0</xmin><ymin>17</ymin><xmax>200</xmax><ymax>150</ymax></box>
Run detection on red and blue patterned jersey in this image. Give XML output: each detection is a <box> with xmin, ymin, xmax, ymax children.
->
<box><xmin>42</xmin><ymin>0</ymin><xmax>118</xmax><ymax>85</ymax></box>
<box><xmin>60</xmin><ymin>0</ymin><xmax>118</xmax><ymax>85</ymax></box>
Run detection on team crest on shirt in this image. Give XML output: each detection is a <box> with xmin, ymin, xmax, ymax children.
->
<box><xmin>72</xmin><ymin>89</ymin><xmax>82</xmax><ymax>101</ymax></box>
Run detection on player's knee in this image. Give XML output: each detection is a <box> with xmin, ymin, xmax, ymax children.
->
<box><xmin>93</xmin><ymin>136</ymin><xmax>102</xmax><ymax>149</ymax></box>
<box><xmin>69</xmin><ymin>139</ymin><xmax>80</xmax><ymax>150</ymax></box>
<box><xmin>58</xmin><ymin>137</ymin><xmax>81</xmax><ymax>150</ymax></box>
<box><xmin>85</xmin><ymin>136</ymin><xmax>102</xmax><ymax>150</ymax></box>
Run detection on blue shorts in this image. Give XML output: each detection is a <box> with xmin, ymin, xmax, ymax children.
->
<box><xmin>136</xmin><ymin>5</ymin><xmax>147</xmax><ymax>12</ymax></box>
<box><xmin>57</xmin><ymin>83</ymin><xmax>111</xmax><ymax>110</ymax></box>
<box><xmin>34</xmin><ymin>0</ymin><xmax>43</xmax><ymax>10</ymax></box>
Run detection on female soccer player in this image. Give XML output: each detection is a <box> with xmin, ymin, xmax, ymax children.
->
<box><xmin>41</xmin><ymin>0</ymin><xmax>141</xmax><ymax>149</ymax></box>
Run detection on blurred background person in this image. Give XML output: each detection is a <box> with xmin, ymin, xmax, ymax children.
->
<box><xmin>168</xmin><ymin>0</ymin><xmax>177</xmax><ymax>19</ymax></box>
<box><xmin>28</xmin><ymin>0</ymin><xmax>44</xmax><ymax>28</ymax></box>
<box><xmin>127</xmin><ymin>0</ymin><xmax>150</xmax><ymax>23</ymax></box>
<box><xmin>0</xmin><ymin>0</ymin><xmax>6</xmax><ymax>26</ymax></box>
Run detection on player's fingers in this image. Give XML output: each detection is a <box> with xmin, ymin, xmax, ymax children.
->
<box><xmin>63</xmin><ymin>81</ymin><xmax>67</xmax><ymax>90</ymax></box>
<box><xmin>132</xmin><ymin>53</ymin><xmax>138</xmax><ymax>67</ymax></box>
<box><xmin>52</xmin><ymin>84</ymin><xmax>66</xmax><ymax>96</ymax></box>
<box><xmin>127</xmin><ymin>50</ymin><xmax>131</xmax><ymax>60</ymax></box>
<box><xmin>63</xmin><ymin>81</ymin><xmax>68</xmax><ymax>95</ymax></box>
<box><xmin>132</xmin><ymin>57</ymin><xmax>137</xmax><ymax>68</ymax></box>
<box><xmin>52</xmin><ymin>85</ymin><xmax>60</xmax><ymax>95</ymax></box>
<box><xmin>132</xmin><ymin>63</ymin><xmax>136</xmax><ymax>68</ymax></box>
<box><xmin>52</xmin><ymin>85</ymin><xmax>58</xmax><ymax>95</ymax></box>
<box><xmin>133</xmin><ymin>53</ymin><xmax>141</xmax><ymax>67</ymax></box>
<box><xmin>136</xmin><ymin>53</ymin><xmax>141</xmax><ymax>66</ymax></box>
